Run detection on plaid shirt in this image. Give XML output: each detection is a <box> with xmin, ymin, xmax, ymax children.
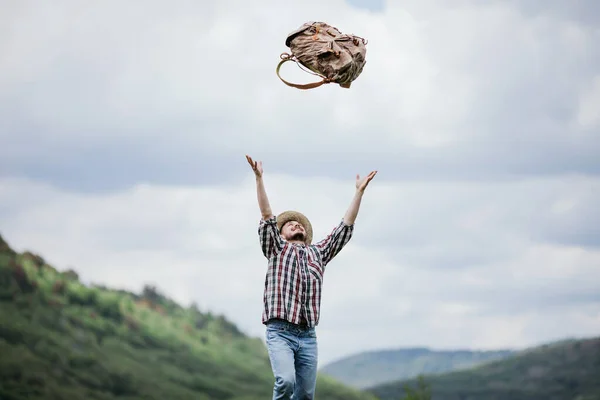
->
<box><xmin>258</xmin><ymin>215</ymin><xmax>354</xmax><ymax>327</ymax></box>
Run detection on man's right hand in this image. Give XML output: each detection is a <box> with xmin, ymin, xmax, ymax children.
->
<box><xmin>246</xmin><ymin>155</ymin><xmax>263</xmax><ymax>179</ymax></box>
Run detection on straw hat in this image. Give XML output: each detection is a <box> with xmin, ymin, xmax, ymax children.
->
<box><xmin>277</xmin><ymin>210</ymin><xmax>313</xmax><ymax>245</ymax></box>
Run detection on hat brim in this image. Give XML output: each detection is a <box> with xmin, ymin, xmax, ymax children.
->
<box><xmin>277</xmin><ymin>210</ymin><xmax>313</xmax><ymax>245</ymax></box>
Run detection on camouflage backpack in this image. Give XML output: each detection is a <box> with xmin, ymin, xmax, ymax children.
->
<box><xmin>276</xmin><ymin>21</ymin><xmax>368</xmax><ymax>90</ymax></box>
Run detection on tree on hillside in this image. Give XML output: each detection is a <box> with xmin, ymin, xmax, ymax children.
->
<box><xmin>142</xmin><ymin>284</ymin><xmax>162</xmax><ymax>303</ymax></box>
<box><xmin>399</xmin><ymin>376</ymin><xmax>431</xmax><ymax>400</ymax></box>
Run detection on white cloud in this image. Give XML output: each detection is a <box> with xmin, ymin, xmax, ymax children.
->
<box><xmin>577</xmin><ymin>75</ymin><xmax>600</xmax><ymax>129</ymax></box>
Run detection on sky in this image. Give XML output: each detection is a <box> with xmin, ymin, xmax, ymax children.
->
<box><xmin>1</xmin><ymin>0</ymin><xmax>599</xmax><ymax>367</ymax></box>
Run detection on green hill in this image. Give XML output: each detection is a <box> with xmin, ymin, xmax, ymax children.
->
<box><xmin>0</xmin><ymin>233</ymin><xmax>379</xmax><ymax>400</ymax></box>
<box><xmin>367</xmin><ymin>336</ymin><xmax>600</xmax><ymax>400</ymax></box>
<box><xmin>320</xmin><ymin>347</ymin><xmax>514</xmax><ymax>389</ymax></box>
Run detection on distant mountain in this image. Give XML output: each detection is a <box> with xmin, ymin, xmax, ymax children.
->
<box><xmin>320</xmin><ymin>347</ymin><xmax>514</xmax><ymax>389</ymax></box>
<box><xmin>0</xmin><ymin>233</ymin><xmax>378</xmax><ymax>400</ymax></box>
<box><xmin>367</xmin><ymin>336</ymin><xmax>600</xmax><ymax>400</ymax></box>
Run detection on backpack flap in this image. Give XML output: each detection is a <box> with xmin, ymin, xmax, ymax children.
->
<box><xmin>285</xmin><ymin>21</ymin><xmax>317</xmax><ymax>47</ymax></box>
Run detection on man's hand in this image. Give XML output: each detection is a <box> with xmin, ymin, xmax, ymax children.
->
<box><xmin>246</xmin><ymin>155</ymin><xmax>263</xmax><ymax>179</ymax></box>
<box><xmin>356</xmin><ymin>170</ymin><xmax>377</xmax><ymax>193</ymax></box>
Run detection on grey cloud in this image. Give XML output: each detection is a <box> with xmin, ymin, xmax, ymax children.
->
<box><xmin>345</xmin><ymin>0</ymin><xmax>385</xmax><ymax>12</ymax></box>
<box><xmin>348</xmin><ymin>178</ymin><xmax>600</xmax><ymax>276</ymax></box>
<box><xmin>414</xmin><ymin>0</ymin><xmax>600</xmax><ymax>26</ymax></box>
<box><xmin>1</xmin><ymin>0</ymin><xmax>599</xmax><ymax>193</ymax></box>
<box><xmin>2</xmin><ymin>134</ymin><xmax>599</xmax><ymax>194</ymax></box>
<box><xmin>502</xmin><ymin>0</ymin><xmax>600</xmax><ymax>26</ymax></box>
<box><xmin>0</xmin><ymin>123</ymin><xmax>242</xmax><ymax>193</ymax></box>
<box><xmin>365</xmin><ymin>264</ymin><xmax>600</xmax><ymax>323</ymax></box>
<box><xmin>529</xmin><ymin>189</ymin><xmax>600</xmax><ymax>248</ymax></box>
<box><xmin>422</xmin><ymin>280</ymin><xmax>600</xmax><ymax>312</ymax></box>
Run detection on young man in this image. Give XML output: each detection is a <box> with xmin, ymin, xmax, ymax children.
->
<box><xmin>245</xmin><ymin>155</ymin><xmax>377</xmax><ymax>400</ymax></box>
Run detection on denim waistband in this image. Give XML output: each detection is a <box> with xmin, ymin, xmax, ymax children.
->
<box><xmin>266</xmin><ymin>318</ymin><xmax>314</xmax><ymax>332</ymax></box>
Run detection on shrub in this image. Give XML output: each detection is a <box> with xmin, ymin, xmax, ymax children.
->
<box><xmin>11</xmin><ymin>260</ymin><xmax>36</xmax><ymax>293</ymax></box>
<box><xmin>22</xmin><ymin>251</ymin><xmax>45</xmax><ymax>268</ymax></box>
<box><xmin>95</xmin><ymin>292</ymin><xmax>122</xmax><ymax>323</ymax></box>
<box><xmin>62</xmin><ymin>269</ymin><xmax>79</xmax><ymax>281</ymax></box>
<box><xmin>52</xmin><ymin>280</ymin><xmax>66</xmax><ymax>295</ymax></box>
<box><xmin>66</xmin><ymin>284</ymin><xmax>97</xmax><ymax>307</ymax></box>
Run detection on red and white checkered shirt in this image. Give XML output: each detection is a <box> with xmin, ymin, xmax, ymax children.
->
<box><xmin>258</xmin><ymin>215</ymin><xmax>354</xmax><ymax>327</ymax></box>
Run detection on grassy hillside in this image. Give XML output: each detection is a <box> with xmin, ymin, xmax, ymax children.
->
<box><xmin>368</xmin><ymin>337</ymin><xmax>600</xmax><ymax>400</ymax></box>
<box><xmin>320</xmin><ymin>347</ymin><xmax>513</xmax><ymax>389</ymax></box>
<box><xmin>0</xmin><ymin>233</ymin><xmax>378</xmax><ymax>400</ymax></box>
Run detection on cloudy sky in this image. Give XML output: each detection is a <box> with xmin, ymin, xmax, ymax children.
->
<box><xmin>1</xmin><ymin>0</ymin><xmax>599</xmax><ymax>367</ymax></box>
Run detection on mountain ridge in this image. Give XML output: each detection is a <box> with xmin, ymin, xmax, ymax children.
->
<box><xmin>366</xmin><ymin>335</ymin><xmax>600</xmax><ymax>399</ymax></box>
<box><xmin>320</xmin><ymin>346</ymin><xmax>515</xmax><ymax>389</ymax></box>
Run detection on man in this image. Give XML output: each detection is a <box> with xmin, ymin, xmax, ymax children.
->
<box><xmin>245</xmin><ymin>154</ymin><xmax>377</xmax><ymax>400</ymax></box>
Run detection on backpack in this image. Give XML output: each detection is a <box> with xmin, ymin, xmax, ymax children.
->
<box><xmin>276</xmin><ymin>21</ymin><xmax>368</xmax><ymax>90</ymax></box>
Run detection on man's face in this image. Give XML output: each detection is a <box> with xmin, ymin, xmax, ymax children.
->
<box><xmin>281</xmin><ymin>220</ymin><xmax>306</xmax><ymax>242</ymax></box>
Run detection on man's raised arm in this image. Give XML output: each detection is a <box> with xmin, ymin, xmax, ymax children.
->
<box><xmin>343</xmin><ymin>170</ymin><xmax>377</xmax><ymax>225</ymax></box>
<box><xmin>246</xmin><ymin>155</ymin><xmax>283</xmax><ymax>258</ymax></box>
<box><xmin>246</xmin><ymin>155</ymin><xmax>273</xmax><ymax>220</ymax></box>
<box><xmin>315</xmin><ymin>170</ymin><xmax>378</xmax><ymax>265</ymax></box>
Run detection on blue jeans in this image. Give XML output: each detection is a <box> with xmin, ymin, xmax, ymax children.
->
<box><xmin>265</xmin><ymin>319</ymin><xmax>318</xmax><ymax>400</ymax></box>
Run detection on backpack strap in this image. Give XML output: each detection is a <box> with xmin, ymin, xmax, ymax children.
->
<box><xmin>276</xmin><ymin>54</ymin><xmax>331</xmax><ymax>90</ymax></box>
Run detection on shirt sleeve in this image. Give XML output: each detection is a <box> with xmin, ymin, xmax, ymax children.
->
<box><xmin>313</xmin><ymin>220</ymin><xmax>354</xmax><ymax>266</ymax></box>
<box><xmin>258</xmin><ymin>216</ymin><xmax>285</xmax><ymax>259</ymax></box>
